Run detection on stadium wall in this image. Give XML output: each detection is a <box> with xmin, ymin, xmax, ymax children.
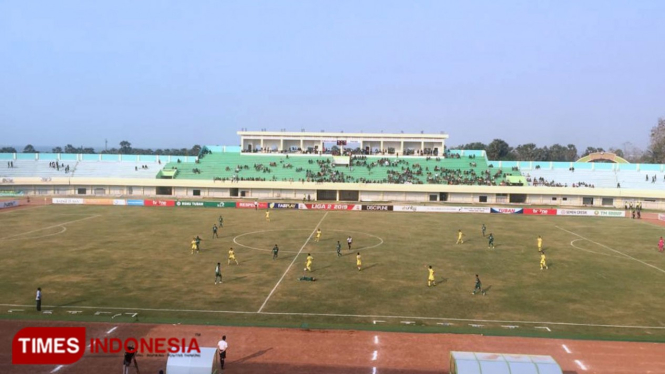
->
<box><xmin>2</xmin><ymin>176</ymin><xmax>665</xmax><ymax>209</ymax></box>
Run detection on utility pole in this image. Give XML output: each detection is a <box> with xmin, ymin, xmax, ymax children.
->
<box><xmin>105</xmin><ymin>139</ymin><xmax>108</xmax><ymax>151</ymax></box>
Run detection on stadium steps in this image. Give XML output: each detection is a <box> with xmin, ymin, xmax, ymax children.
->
<box><xmin>0</xmin><ymin>160</ymin><xmax>75</xmax><ymax>178</ymax></box>
<box><xmin>71</xmin><ymin>161</ymin><xmax>161</xmax><ymax>179</ymax></box>
<box><xmin>162</xmin><ymin>152</ymin><xmax>518</xmax><ymax>185</ymax></box>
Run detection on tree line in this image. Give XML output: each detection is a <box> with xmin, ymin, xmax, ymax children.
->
<box><xmin>451</xmin><ymin>117</ymin><xmax>664</xmax><ymax>163</ymax></box>
<box><xmin>450</xmin><ymin>141</ymin><xmax>610</xmax><ymax>162</ymax></box>
<box><xmin>2</xmin><ymin>117</ymin><xmax>665</xmax><ymax>163</ymax></box>
<box><xmin>0</xmin><ymin>141</ymin><xmax>202</xmax><ymax>157</ymax></box>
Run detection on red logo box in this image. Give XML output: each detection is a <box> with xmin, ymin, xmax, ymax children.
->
<box><xmin>13</xmin><ymin>327</ymin><xmax>86</xmax><ymax>365</ymax></box>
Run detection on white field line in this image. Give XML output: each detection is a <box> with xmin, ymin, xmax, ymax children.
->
<box><xmin>557</xmin><ymin>226</ymin><xmax>665</xmax><ymax>274</ymax></box>
<box><xmin>374</xmin><ymin>335</ymin><xmax>378</xmax><ymax>344</ymax></box>
<box><xmin>372</xmin><ymin>367</ymin><xmax>376</xmax><ymax>374</ymax></box>
<box><xmin>3</xmin><ymin>226</ymin><xmax>67</xmax><ymax>242</ymax></box>
<box><xmin>0</xmin><ymin>215</ymin><xmax>100</xmax><ymax>240</ymax></box>
<box><xmin>257</xmin><ymin>212</ymin><xmax>329</xmax><ymax>313</ymax></box>
<box><xmin>51</xmin><ymin>365</ymin><xmax>64</xmax><ymax>373</ymax></box>
<box><xmin>562</xmin><ymin>344</ymin><xmax>571</xmax><ymax>354</ymax></box>
<box><xmin>4</xmin><ymin>303</ymin><xmax>665</xmax><ymax>330</ymax></box>
<box><xmin>371</xmin><ymin>350</ymin><xmax>377</xmax><ymax>361</ymax></box>
<box><xmin>569</xmin><ymin>239</ymin><xmax>622</xmax><ymax>258</ymax></box>
<box><xmin>106</xmin><ymin>326</ymin><xmax>117</xmax><ymax>334</ymax></box>
<box><xmin>233</xmin><ymin>228</ymin><xmax>383</xmax><ymax>253</ymax></box>
<box><xmin>575</xmin><ymin>359</ymin><xmax>588</xmax><ymax>371</ymax></box>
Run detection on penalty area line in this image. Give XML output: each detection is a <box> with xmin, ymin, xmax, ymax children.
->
<box><xmin>257</xmin><ymin>212</ymin><xmax>329</xmax><ymax>313</ymax></box>
<box><xmin>556</xmin><ymin>226</ymin><xmax>665</xmax><ymax>274</ymax></box>
<box><xmin>3</xmin><ymin>303</ymin><xmax>665</xmax><ymax>331</ymax></box>
<box><xmin>0</xmin><ymin>215</ymin><xmax>101</xmax><ymax>240</ymax></box>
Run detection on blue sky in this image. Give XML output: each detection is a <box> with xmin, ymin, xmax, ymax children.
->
<box><xmin>1</xmin><ymin>1</ymin><xmax>663</xmax><ymax>151</ymax></box>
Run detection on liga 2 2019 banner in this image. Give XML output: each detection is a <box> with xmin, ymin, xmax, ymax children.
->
<box><xmin>50</xmin><ymin>198</ymin><xmax>627</xmax><ymax>217</ymax></box>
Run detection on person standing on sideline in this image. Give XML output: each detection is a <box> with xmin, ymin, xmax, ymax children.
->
<box><xmin>481</xmin><ymin>224</ymin><xmax>486</xmax><ymax>237</ymax></box>
<box><xmin>122</xmin><ymin>345</ymin><xmax>138</xmax><ymax>374</ymax></box>
<box><xmin>218</xmin><ymin>215</ymin><xmax>223</xmax><ymax>227</ymax></box>
<box><xmin>36</xmin><ymin>287</ymin><xmax>42</xmax><ymax>311</ymax></box>
<box><xmin>272</xmin><ymin>244</ymin><xmax>279</xmax><ymax>260</ymax></box>
<box><xmin>254</xmin><ymin>200</ymin><xmax>258</xmax><ymax>210</ymax></box>
<box><xmin>212</xmin><ymin>224</ymin><xmax>219</xmax><ymax>239</ymax></box>
<box><xmin>659</xmin><ymin>237</ymin><xmax>664</xmax><ymax>253</ymax></box>
<box><xmin>215</xmin><ymin>263</ymin><xmax>222</xmax><ymax>284</ymax></box>
<box><xmin>265</xmin><ymin>210</ymin><xmax>270</xmax><ymax>222</ymax></box>
<box><xmin>217</xmin><ymin>335</ymin><xmax>228</xmax><ymax>371</ymax></box>
<box><xmin>336</xmin><ymin>241</ymin><xmax>342</xmax><ymax>257</ymax></box>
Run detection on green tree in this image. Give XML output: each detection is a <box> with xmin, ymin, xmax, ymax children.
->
<box><xmin>486</xmin><ymin>139</ymin><xmax>512</xmax><ymax>160</ymax></box>
<box><xmin>582</xmin><ymin>146</ymin><xmax>605</xmax><ymax>157</ymax></box>
<box><xmin>565</xmin><ymin>144</ymin><xmax>578</xmax><ymax>161</ymax></box>
<box><xmin>52</xmin><ymin>146</ymin><xmax>63</xmax><ymax>153</ymax></box>
<box><xmin>453</xmin><ymin>142</ymin><xmax>487</xmax><ymax>150</ymax></box>
<box><xmin>646</xmin><ymin>118</ymin><xmax>665</xmax><ymax>163</ymax></box>
<box><xmin>23</xmin><ymin>144</ymin><xmax>36</xmax><ymax>153</ymax></box>
<box><xmin>513</xmin><ymin>143</ymin><xmax>538</xmax><ymax>161</ymax></box>
<box><xmin>119</xmin><ymin>141</ymin><xmax>132</xmax><ymax>153</ymax></box>
<box><xmin>0</xmin><ymin>147</ymin><xmax>17</xmax><ymax>153</ymax></box>
<box><xmin>548</xmin><ymin>144</ymin><xmax>569</xmax><ymax>161</ymax></box>
<box><xmin>189</xmin><ymin>144</ymin><xmax>202</xmax><ymax>156</ymax></box>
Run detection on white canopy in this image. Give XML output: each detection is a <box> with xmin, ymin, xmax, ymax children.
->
<box><xmin>166</xmin><ymin>347</ymin><xmax>218</xmax><ymax>374</ymax></box>
<box><xmin>450</xmin><ymin>351</ymin><xmax>563</xmax><ymax>374</ymax></box>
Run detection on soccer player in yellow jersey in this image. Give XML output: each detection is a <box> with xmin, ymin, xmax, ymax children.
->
<box><xmin>356</xmin><ymin>252</ymin><xmax>362</xmax><ymax>271</ymax></box>
<box><xmin>537</xmin><ymin>236</ymin><xmax>543</xmax><ymax>252</ymax></box>
<box><xmin>540</xmin><ymin>251</ymin><xmax>548</xmax><ymax>270</ymax></box>
<box><xmin>427</xmin><ymin>265</ymin><xmax>436</xmax><ymax>287</ymax></box>
<box><xmin>228</xmin><ymin>247</ymin><xmax>239</xmax><ymax>265</ymax></box>
<box><xmin>265</xmin><ymin>210</ymin><xmax>270</xmax><ymax>222</ymax></box>
<box><xmin>456</xmin><ymin>229</ymin><xmax>464</xmax><ymax>244</ymax></box>
<box><xmin>190</xmin><ymin>238</ymin><xmax>197</xmax><ymax>255</ymax></box>
<box><xmin>305</xmin><ymin>253</ymin><xmax>313</xmax><ymax>271</ymax></box>
<box><xmin>315</xmin><ymin>228</ymin><xmax>322</xmax><ymax>242</ymax></box>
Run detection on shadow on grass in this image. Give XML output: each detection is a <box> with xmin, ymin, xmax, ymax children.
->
<box><xmin>231</xmin><ymin>347</ymin><xmax>274</xmax><ymax>364</ymax></box>
<box><xmin>362</xmin><ymin>263</ymin><xmax>378</xmax><ymax>271</ymax></box>
<box><xmin>54</xmin><ymin>299</ymin><xmax>86</xmax><ymax>307</ymax></box>
<box><xmin>226</xmin><ymin>276</ymin><xmax>247</xmax><ymax>283</ymax></box>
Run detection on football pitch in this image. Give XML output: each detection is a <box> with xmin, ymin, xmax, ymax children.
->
<box><xmin>1</xmin><ymin>204</ymin><xmax>665</xmax><ymax>341</ymax></box>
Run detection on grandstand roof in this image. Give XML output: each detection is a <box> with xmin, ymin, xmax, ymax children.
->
<box><xmin>238</xmin><ymin>130</ymin><xmax>448</xmax><ymax>141</ymax></box>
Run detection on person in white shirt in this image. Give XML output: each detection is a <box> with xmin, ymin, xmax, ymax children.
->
<box><xmin>347</xmin><ymin>236</ymin><xmax>353</xmax><ymax>250</ymax></box>
<box><xmin>36</xmin><ymin>288</ymin><xmax>42</xmax><ymax>311</ymax></box>
<box><xmin>217</xmin><ymin>335</ymin><xmax>228</xmax><ymax>371</ymax></box>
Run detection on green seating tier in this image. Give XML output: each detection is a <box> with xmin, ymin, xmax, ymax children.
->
<box><xmin>161</xmin><ymin>152</ymin><xmax>519</xmax><ymax>185</ymax></box>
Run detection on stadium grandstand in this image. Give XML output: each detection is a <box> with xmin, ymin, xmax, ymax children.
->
<box><xmin>1</xmin><ymin>131</ymin><xmax>664</xmax><ymax>208</ymax></box>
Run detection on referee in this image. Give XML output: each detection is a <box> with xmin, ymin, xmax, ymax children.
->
<box><xmin>217</xmin><ymin>335</ymin><xmax>228</xmax><ymax>371</ymax></box>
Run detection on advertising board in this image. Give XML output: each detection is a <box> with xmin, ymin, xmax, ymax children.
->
<box><xmin>52</xmin><ymin>198</ymin><xmax>84</xmax><ymax>205</ymax></box>
<box><xmin>143</xmin><ymin>200</ymin><xmax>176</xmax><ymax>207</ymax></box>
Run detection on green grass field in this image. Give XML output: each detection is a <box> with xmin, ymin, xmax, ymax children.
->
<box><xmin>2</xmin><ymin>204</ymin><xmax>665</xmax><ymax>341</ymax></box>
